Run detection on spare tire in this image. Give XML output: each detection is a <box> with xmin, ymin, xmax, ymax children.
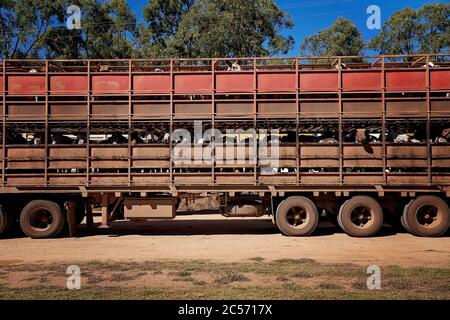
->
<box><xmin>20</xmin><ymin>200</ymin><xmax>66</xmax><ymax>239</ymax></box>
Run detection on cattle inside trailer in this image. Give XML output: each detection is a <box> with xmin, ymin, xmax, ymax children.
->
<box><xmin>0</xmin><ymin>54</ymin><xmax>449</xmax><ymax>239</ymax></box>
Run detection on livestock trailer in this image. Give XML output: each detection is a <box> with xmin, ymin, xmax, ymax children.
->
<box><xmin>0</xmin><ymin>54</ymin><xmax>449</xmax><ymax>238</ymax></box>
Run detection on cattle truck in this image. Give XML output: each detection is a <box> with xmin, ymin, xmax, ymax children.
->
<box><xmin>0</xmin><ymin>54</ymin><xmax>449</xmax><ymax>239</ymax></box>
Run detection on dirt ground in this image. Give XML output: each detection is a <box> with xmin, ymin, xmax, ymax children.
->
<box><xmin>1</xmin><ymin>215</ymin><xmax>449</xmax><ymax>268</ymax></box>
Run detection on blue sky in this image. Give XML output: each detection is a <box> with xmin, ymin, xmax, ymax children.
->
<box><xmin>128</xmin><ymin>0</ymin><xmax>440</xmax><ymax>56</ymax></box>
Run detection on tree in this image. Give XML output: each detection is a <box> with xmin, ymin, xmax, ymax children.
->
<box><xmin>368</xmin><ymin>3</ymin><xmax>450</xmax><ymax>56</ymax></box>
<box><xmin>299</xmin><ymin>17</ymin><xmax>364</xmax><ymax>58</ymax></box>
<box><xmin>417</xmin><ymin>3</ymin><xmax>450</xmax><ymax>54</ymax></box>
<box><xmin>0</xmin><ymin>0</ymin><xmax>65</xmax><ymax>59</ymax></box>
<box><xmin>0</xmin><ymin>0</ymin><xmax>137</xmax><ymax>59</ymax></box>
<box><xmin>134</xmin><ymin>0</ymin><xmax>194</xmax><ymax>58</ymax></box>
<box><xmin>45</xmin><ymin>0</ymin><xmax>137</xmax><ymax>59</ymax></box>
<box><xmin>368</xmin><ymin>8</ymin><xmax>421</xmax><ymax>56</ymax></box>
<box><xmin>136</xmin><ymin>0</ymin><xmax>294</xmax><ymax>58</ymax></box>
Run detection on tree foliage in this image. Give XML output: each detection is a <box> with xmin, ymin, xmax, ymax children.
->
<box><xmin>0</xmin><ymin>0</ymin><xmax>137</xmax><ymax>59</ymax></box>
<box><xmin>299</xmin><ymin>17</ymin><xmax>364</xmax><ymax>57</ymax></box>
<box><xmin>1</xmin><ymin>1</ymin><xmax>448</xmax><ymax>60</ymax></box>
<box><xmin>134</xmin><ymin>0</ymin><xmax>194</xmax><ymax>58</ymax></box>
<box><xmin>0</xmin><ymin>0</ymin><xmax>65</xmax><ymax>58</ymax></box>
<box><xmin>136</xmin><ymin>0</ymin><xmax>294</xmax><ymax>58</ymax></box>
<box><xmin>368</xmin><ymin>3</ymin><xmax>450</xmax><ymax>55</ymax></box>
<box><xmin>169</xmin><ymin>0</ymin><xmax>294</xmax><ymax>58</ymax></box>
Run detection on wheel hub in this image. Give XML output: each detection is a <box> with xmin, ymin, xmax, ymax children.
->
<box><xmin>287</xmin><ymin>206</ymin><xmax>308</xmax><ymax>227</ymax></box>
<box><xmin>350</xmin><ymin>207</ymin><xmax>372</xmax><ymax>228</ymax></box>
<box><xmin>29</xmin><ymin>209</ymin><xmax>53</xmax><ymax>230</ymax></box>
<box><xmin>417</xmin><ymin>205</ymin><xmax>438</xmax><ymax>227</ymax></box>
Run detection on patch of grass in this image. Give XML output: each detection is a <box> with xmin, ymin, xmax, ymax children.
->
<box><xmin>192</xmin><ymin>280</ymin><xmax>207</xmax><ymax>286</ymax></box>
<box><xmin>273</xmin><ymin>258</ymin><xmax>317</xmax><ymax>265</ymax></box>
<box><xmin>276</xmin><ymin>276</ymin><xmax>290</xmax><ymax>282</ymax></box>
<box><xmin>168</xmin><ymin>271</ymin><xmax>191</xmax><ymax>278</ymax></box>
<box><xmin>291</xmin><ymin>271</ymin><xmax>313</xmax><ymax>278</ymax></box>
<box><xmin>248</xmin><ymin>257</ymin><xmax>265</xmax><ymax>262</ymax></box>
<box><xmin>1</xmin><ymin>259</ymin><xmax>449</xmax><ymax>300</ymax></box>
<box><xmin>317</xmin><ymin>282</ymin><xmax>343</xmax><ymax>290</ymax></box>
<box><xmin>110</xmin><ymin>272</ymin><xmax>146</xmax><ymax>282</ymax></box>
<box><xmin>86</xmin><ymin>274</ymin><xmax>106</xmax><ymax>285</ymax></box>
<box><xmin>351</xmin><ymin>278</ymin><xmax>368</xmax><ymax>290</ymax></box>
<box><xmin>215</xmin><ymin>273</ymin><xmax>250</xmax><ymax>285</ymax></box>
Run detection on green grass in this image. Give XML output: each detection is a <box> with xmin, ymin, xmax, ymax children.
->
<box><xmin>0</xmin><ymin>259</ymin><xmax>449</xmax><ymax>300</ymax></box>
<box><xmin>215</xmin><ymin>273</ymin><xmax>250</xmax><ymax>285</ymax></box>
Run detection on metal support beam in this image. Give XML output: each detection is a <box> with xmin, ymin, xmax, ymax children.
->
<box><xmin>99</xmin><ymin>193</ymin><xmax>110</xmax><ymax>229</ymax></box>
<box><xmin>66</xmin><ymin>201</ymin><xmax>77</xmax><ymax>237</ymax></box>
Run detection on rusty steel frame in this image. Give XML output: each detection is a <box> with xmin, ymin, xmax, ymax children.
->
<box><xmin>0</xmin><ymin>54</ymin><xmax>449</xmax><ymax>196</ymax></box>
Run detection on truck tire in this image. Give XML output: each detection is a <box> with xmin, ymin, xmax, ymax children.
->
<box><xmin>0</xmin><ymin>205</ymin><xmax>14</xmax><ymax>237</ymax></box>
<box><xmin>20</xmin><ymin>200</ymin><xmax>66</xmax><ymax>239</ymax></box>
<box><xmin>401</xmin><ymin>202</ymin><xmax>414</xmax><ymax>234</ymax></box>
<box><xmin>338</xmin><ymin>196</ymin><xmax>384</xmax><ymax>237</ymax></box>
<box><xmin>276</xmin><ymin>196</ymin><xmax>319</xmax><ymax>236</ymax></box>
<box><xmin>401</xmin><ymin>196</ymin><xmax>450</xmax><ymax>237</ymax></box>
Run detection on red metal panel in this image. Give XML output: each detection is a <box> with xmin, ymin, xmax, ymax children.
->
<box><xmin>50</xmin><ymin>75</ymin><xmax>87</xmax><ymax>94</ymax></box>
<box><xmin>92</xmin><ymin>75</ymin><xmax>129</xmax><ymax>94</ymax></box>
<box><xmin>300</xmin><ymin>72</ymin><xmax>338</xmax><ymax>92</ymax></box>
<box><xmin>133</xmin><ymin>74</ymin><xmax>171</xmax><ymax>93</ymax></box>
<box><xmin>174</xmin><ymin>74</ymin><xmax>212</xmax><ymax>93</ymax></box>
<box><xmin>386</xmin><ymin>70</ymin><xmax>426</xmax><ymax>91</ymax></box>
<box><xmin>258</xmin><ymin>72</ymin><xmax>296</xmax><ymax>92</ymax></box>
<box><xmin>342</xmin><ymin>71</ymin><xmax>381</xmax><ymax>91</ymax></box>
<box><xmin>8</xmin><ymin>75</ymin><xmax>45</xmax><ymax>95</ymax></box>
<box><xmin>216</xmin><ymin>73</ymin><xmax>253</xmax><ymax>93</ymax></box>
<box><xmin>0</xmin><ymin>76</ymin><xmax>3</xmax><ymax>92</ymax></box>
<box><xmin>430</xmin><ymin>70</ymin><xmax>450</xmax><ymax>90</ymax></box>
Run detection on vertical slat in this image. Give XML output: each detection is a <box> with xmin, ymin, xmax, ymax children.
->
<box><xmin>253</xmin><ymin>58</ymin><xmax>257</xmax><ymax>185</ymax></box>
<box><xmin>382</xmin><ymin>56</ymin><xmax>387</xmax><ymax>184</ymax></box>
<box><xmin>296</xmin><ymin>58</ymin><xmax>300</xmax><ymax>185</ymax></box>
<box><xmin>86</xmin><ymin>60</ymin><xmax>91</xmax><ymax>186</ymax></box>
<box><xmin>128</xmin><ymin>60</ymin><xmax>132</xmax><ymax>186</ymax></box>
<box><xmin>44</xmin><ymin>61</ymin><xmax>49</xmax><ymax>187</ymax></box>
<box><xmin>2</xmin><ymin>61</ymin><xmax>6</xmax><ymax>186</ymax></box>
<box><xmin>169</xmin><ymin>59</ymin><xmax>174</xmax><ymax>185</ymax></box>
<box><xmin>338</xmin><ymin>58</ymin><xmax>343</xmax><ymax>185</ymax></box>
<box><xmin>211</xmin><ymin>59</ymin><xmax>216</xmax><ymax>186</ymax></box>
<box><xmin>426</xmin><ymin>55</ymin><xmax>432</xmax><ymax>185</ymax></box>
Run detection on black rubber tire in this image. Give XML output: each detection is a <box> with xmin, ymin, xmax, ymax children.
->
<box><xmin>276</xmin><ymin>196</ymin><xmax>319</xmax><ymax>236</ymax></box>
<box><xmin>338</xmin><ymin>196</ymin><xmax>384</xmax><ymax>237</ymax></box>
<box><xmin>20</xmin><ymin>200</ymin><xmax>66</xmax><ymax>239</ymax></box>
<box><xmin>0</xmin><ymin>205</ymin><xmax>14</xmax><ymax>237</ymax></box>
<box><xmin>401</xmin><ymin>196</ymin><xmax>450</xmax><ymax>237</ymax></box>
<box><xmin>401</xmin><ymin>202</ymin><xmax>414</xmax><ymax>234</ymax></box>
